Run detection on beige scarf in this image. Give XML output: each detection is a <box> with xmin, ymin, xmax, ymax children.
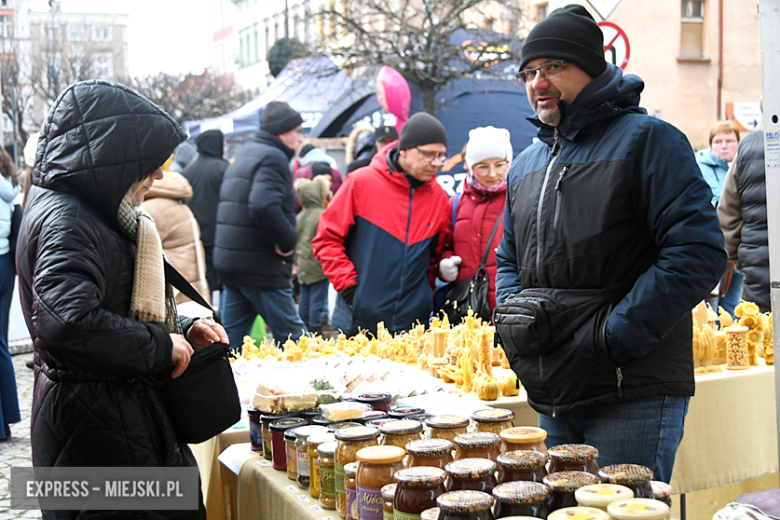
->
<box><xmin>117</xmin><ymin>192</ymin><xmax>181</xmax><ymax>334</ymax></box>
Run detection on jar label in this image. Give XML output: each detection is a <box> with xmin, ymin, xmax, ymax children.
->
<box><xmin>297</xmin><ymin>451</ymin><xmax>310</xmax><ymax>477</ymax></box>
<box><xmin>335</xmin><ymin>463</ymin><xmax>345</xmax><ymax>495</ymax></box>
<box><xmin>384</xmin><ymin>510</ymin><xmax>393</xmax><ymax>520</ymax></box>
<box><xmin>249</xmin><ymin>421</ymin><xmax>262</xmax><ymax>445</ymax></box>
<box><xmin>357</xmin><ymin>485</ymin><xmax>384</xmax><ymax>520</ymax></box>
<box><xmin>394</xmin><ymin>511</ymin><xmax>421</xmax><ymax>520</ymax></box>
<box><xmin>347</xmin><ymin>485</ymin><xmax>357</xmax><ymax>519</ymax></box>
<box><xmin>321</xmin><ymin>465</ymin><xmax>335</xmax><ymax>496</ymax></box>
<box><xmin>312</xmin><ymin>459</ymin><xmax>321</xmax><ymax>491</ymax></box>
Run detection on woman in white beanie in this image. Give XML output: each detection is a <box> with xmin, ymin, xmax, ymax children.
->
<box><xmin>439</xmin><ymin>126</ymin><xmax>512</xmax><ymax>318</ymax></box>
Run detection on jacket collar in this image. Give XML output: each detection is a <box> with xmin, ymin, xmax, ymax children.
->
<box><xmin>255</xmin><ymin>131</ymin><xmax>296</xmax><ymax>160</ymax></box>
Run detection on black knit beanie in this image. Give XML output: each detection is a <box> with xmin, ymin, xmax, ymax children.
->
<box><xmin>260</xmin><ymin>101</ymin><xmax>303</xmax><ymax>135</ymax></box>
<box><xmin>310</xmin><ymin>162</ymin><xmax>332</xmax><ymax>179</ymax></box>
<box><xmin>520</xmin><ymin>5</ymin><xmax>606</xmax><ymax>79</ymax></box>
<box><xmin>397</xmin><ymin>112</ymin><xmax>448</xmax><ymax>151</ymax></box>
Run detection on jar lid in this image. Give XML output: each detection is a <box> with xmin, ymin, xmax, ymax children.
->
<box><xmin>492</xmin><ymin>481</ymin><xmax>549</xmax><ymax>504</ymax></box>
<box><xmin>543</xmin><ymin>471</ymin><xmax>600</xmax><ymax>491</ymax></box>
<box><xmin>406</xmin><ymin>438</ymin><xmax>454</xmax><ymax>457</ymax></box>
<box><xmin>471</xmin><ymin>408</ymin><xmax>515</xmax><ymax>423</ymax></box>
<box><xmin>426</xmin><ymin>415</ymin><xmax>470</xmax><ymax>429</ymax></box>
<box><xmin>299</xmin><ymin>409</ymin><xmax>322</xmax><ymax>420</ymax></box>
<box><xmin>317</xmin><ymin>441</ymin><xmax>337</xmax><ymax>456</ymax></box>
<box><xmin>247</xmin><ymin>408</ymin><xmax>261</xmax><ymax>417</ymax></box>
<box><xmin>357</xmin><ymin>392</ymin><xmax>392</xmax><ymax>404</ymax></box>
<box><xmin>574</xmin><ymin>484</ymin><xmax>635</xmax><ymax>507</ymax></box>
<box><xmin>453</xmin><ymin>432</ymin><xmax>501</xmax><ymax>450</ymax></box>
<box><xmin>437</xmin><ymin>490</ymin><xmax>494</xmax><ymax>513</ymax></box>
<box><xmin>500</xmin><ymin>426</ymin><xmax>547</xmax><ymax>443</ymax></box>
<box><xmin>262</xmin><ymin>413</ymin><xmax>297</xmax><ymax>425</ymax></box>
<box><xmin>270</xmin><ymin>417</ymin><xmax>307</xmax><ymax>432</ymax></box>
<box><xmin>334</xmin><ymin>425</ymin><xmax>380</xmax><ymax>441</ymax></box>
<box><xmin>548</xmin><ymin>444</ymin><xmax>599</xmax><ymax>462</ymax></box>
<box><xmin>650</xmin><ymin>481</ymin><xmax>672</xmax><ymax>499</ymax></box>
<box><xmin>598</xmin><ymin>464</ymin><xmax>653</xmax><ymax>485</ymax></box>
<box><xmin>366</xmin><ymin>418</ymin><xmax>395</xmax><ymax>428</ymax></box>
<box><xmin>389</xmin><ymin>406</ymin><xmax>425</xmax><ymax>419</ymax></box>
<box><xmin>356</xmin><ymin>445</ymin><xmax>406</xmax><ymax>464</ymax></box>
<box><xmin>294</xmin><ymin>425</ymin><xmax>329</xmax><ymax>441</ymax></box>
<box><xmin>307</xmin><ymin>432</ymin><xmax>336</xmax><ymax>446</ymax></box>
<box><xmin>381</xmin><ymin>483</ymin><xmax>397</xmax><ymax>499</ymax></box>
<box><xmin>379</xmin><ymin>419</ymin><xmax>423</xmax><ymax>435</ymax></box>
<box><xmin>607</xmin><ymin>498</ymin><xmax>670</xmax><ymax>519</ymax></box>
<box><xmin>354</xmin><ymin>411</ymin><xmax>389</xmax><ymax>424</ymax></box>
<box><xmin>312</xmin><ymin>415</ymin><xmax>333</xmax><ymax>426</ymax></box>
<box><xmin>394</xmin><ymin>466</ymin><xmax>446</xmax><ymax>487</ymax></box>
<box><xmin>344</xmin><ymin>461</ymin><xmax>359</xmax><ymax>477</ymax></box>
<box><xmin>420</xmin><ymin>507</ymin><xmax>440</xmax><ymax>520</ymax></box>
<box><xmin>327</xmin><ymin>421</ymin><xmax>362</xmax><ymax>432</ymax></box>
<box><xmin>548</xmin><ymin>507</ymin><xmax>610</xmax><ymax>520</ymax></box>
<box><xmin>445</xmin><ymin>458</ymin><xmax>497</xmax><ymax>479</ymax></box>
<box><xmin>496</xmin><ymin>450</ymin><xmax>548</xmax><ymax>470</ymax></box>
<box><xmin>407</xmin><ymin>412</ymin><xmax>433</xmax><ymax>422</ymax></box>
<box><xmin>284</xmin><ymin>429</ymin><xmax>298</xmax><ymax>441</ymax></box>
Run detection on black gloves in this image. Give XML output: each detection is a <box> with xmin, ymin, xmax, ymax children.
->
<box><xmin>341</xmin><ymin>284</ymin><xmax>358</xmax><ymax>310</ymax></box>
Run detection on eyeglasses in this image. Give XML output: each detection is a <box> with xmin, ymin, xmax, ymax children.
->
<box><xmin>415</xmin><ymin>147</ymin><xmax>448</xmax><ymax>163</ymax></box>
<box><xmin>516</xmin><ymin>60</ymin><xmax>567</xmax><ymax>85</ymax></box>
<box><xmin>473</xmin><ymin>161</ymin><xmax>510</xmax><ymax>176</ymax></box>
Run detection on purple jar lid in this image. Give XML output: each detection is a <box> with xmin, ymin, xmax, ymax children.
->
<box><xmin>389</xmin><ymin>406</ymin><xmax>425</xmax><ymax>419</ymax></box>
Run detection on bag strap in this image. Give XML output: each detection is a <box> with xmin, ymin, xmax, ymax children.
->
<box><xmin>164</xmin><ymin>260</ymin><xmax>217</xmax><ymax>319</ymax></box>
<box><xmin>451</xmin><ymin>192</ymin><xmax>461</xmax><ymax>228</ymax></box>
<box><xmin>478</xmin><ymin>207</ymin><xmax>504</xmax><ymax>273</ymax></box>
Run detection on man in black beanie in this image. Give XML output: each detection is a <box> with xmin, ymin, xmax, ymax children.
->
<box><xmin>495</xmin><ymin>5</ymin><xmax>726</xmax><ymax>483</ymax></box>
<box><xmin>214</xmin><ymin>101</ymin><xmax>307</xmax><ymax>346</ymax></box>
<box><xmin>312</xmin><ymin>112</ymin><xmax>450</xmax><ymax>336</ymax></box>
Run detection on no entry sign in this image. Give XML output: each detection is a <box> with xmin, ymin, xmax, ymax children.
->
<box><xmin>599</xmin><ymin>21</ymin><xmax>630</xmax><ymax>70</ymax></box>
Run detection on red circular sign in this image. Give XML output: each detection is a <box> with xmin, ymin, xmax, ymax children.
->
<box><xmin>598</xmin><ymin>21</ymin><xmax>630</xmax><ymax>70</ymax></box>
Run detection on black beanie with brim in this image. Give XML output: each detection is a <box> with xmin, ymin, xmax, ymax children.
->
<box><xmin>260</xmin><ymin>101</ymin><xmax>304</xmax><ymax>135</ymax></box>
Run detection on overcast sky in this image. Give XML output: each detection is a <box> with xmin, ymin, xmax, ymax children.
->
<box><xmin>29</xmin><ymin>0</ymin><xmax>214</xmax><ymax>77</ymax></box>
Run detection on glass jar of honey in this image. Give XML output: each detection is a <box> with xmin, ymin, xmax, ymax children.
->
<box><xmin>548</xmin><ymin>507</ymin><xmax>610</xmax><ymax>520</ymax></box>
<box><xmin>308</xmin><ymin>432</ymin><xmax>337</xmax><ymax>500</ymax></box>
<box><xmin>394</xmin><ymin>466</ymin><xmax>447</xmax><ymax>519</ymax></box>
<box><xmin>499</xmin><ymin>427</ymin><xmax>547</xmax><ymax>454</ymax></box>
<box><xmin>496</xmin><ymin>450</ymin><xmax>548</xmax><ymax>484</ymax></box>
<box><xmin>295</xmin><ymin>425</ymin><xmax>329</xmax><ymax>489</ymax></box>
<box><xmin>544</xmin><ymin>471</ymin><xmax>600</xmax><ymax>512</ymax></box>
<box><xmin>470</xmin><ymin>409</ymin><xmax>515</xmax><ymax>434</ymax></box>
<box><xmin>318</xmin><ymin>441</ymin><xmax>337</xmax><ymax>510</ymax></box>
<box><xmin>547</xmin><ymin>444</ymin><xmax>599</xmax><ymax>475</ymax></box>
<box><xmin>356</xmin><ymin>445</ymin><xmax>406</xmax><ymax>520</ymax></box>
<box><xmin>445</xmin><ymin>458</ymin><xmax>498</xmax><ymax>493</ymax></box>
<box><xmin>407</xmin><ymin>439</ymin><xmax>455</xmax><ymax>469</ymax></box>
<box><xmin>598</xmin><ymin>464</ymin><xmax>654</xmax><ymax>499</ymax></box>
<box><xmin>426</xmin><ymin>416</ymin><xmax>470</xmax><ymax>442</ymax></box>
<box><xmin>285</xmin><ymin>429</ymin><xmax>299</xmax><ymax>479</ymax></box>
<box><xmin>453</xmin><ymin>433</ymin><xmax>501</xmax><ymax>462</ymax></box>
<box><xmin>335</xmin><ymin>426</ymin><xmax>380</xmax><ymax>518</ymax></box>
<box><xmin>381</xmin><ymin>483</ymin><xmax>396</xmax><ymax>520</ymax></box>
<box><xmin>329</xmin><ymin>421</ymin><xmax>363</xmax><ymax>433</ymax></box>
<box><xmin>436</xmin><ymin>490</ymin><xmax>495</xmax><ymax>520</ymax></box>
<box><xmin>606</xmin><ymin>498</ymin><xmax>670</xmax><ymax>520</ymax></box>
<box><xmin>574</xmin><ymin>483</ymin><xmax>634</xmax><ymax>511</ymax></box>
<box><xmin>345</xmin><ymin>462</ymin><xmax>359</xmax><ymax>520</ymax></box>
<box><xmin>491</xmin><ymin>481</ymin><xmax>549</xmax><ymax>518</ymax></box>
<box><xmin>380</xmin><ymin>419</ymin><xmax>424</xmax><ymax>450</ymax></box>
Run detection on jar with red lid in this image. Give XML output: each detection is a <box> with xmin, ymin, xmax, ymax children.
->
<box><xmin>269</xmin><ymin>418</ymin><xmax>306</xmax><ymax>471</ymax></box>
<box><xmin>345</xmin><ymin>462</ymin><xmax>359</xmax><ymax>520</ymax></box>
<box><xmin>389</xmin><ymin>407</ymin><xmax>426</xmax><ymax>420</ymax></box>
<box><xmin>358</xmin><ymin>392</ymin><xmax>393</xmax><ymax>412</ymax></box>
<box><xmin>394</xmin><ymin>466</ymin><xmax>447</xmax><ymax>518</ymax></box>
<box><xmin>445</xmin><ymin>458</ymin><xmax>498</xmax><ymax>493</ymax></box>
<box><xmin>335</xmin><ymin>426</ymin><xmax>380</xmax><ymax>518</ymax></box>
<box><xmin>380</xmin><ymin>419</ymin><xmax>424</xmax><ymax>450</ymax></box>
<box><xmin>356</xmin><ymin>445</ymin><xmax>406</xmax><ymax>520</ymax></box>
<box><xmin>544</xmin><ymin>471</ymin><xmax>600</xmax><ymax>512</ymax></box>
<box><xmin>470</xmin><ymin>409</ymin><xmax>515</xmax><ymax>434</ymax></box>
<box><xmin>598</xmin><ymin>464</ymin><xmax>654</xmax><ymax>499</ymax></box>
<box><xmin>248</xmin><ymin>408</ymin><xmax>262</xmax><ymax>452</ymax></box>
<box><xmin>381</xmin><ymin>483</ymin><xmax>395</xmax><ymax>520</ymax></box>
<box><xmin>496</xmin><ymin>450</ymin><xmax>548</xmax><ymax>484</ymax></box>
<box><xmin>499</xmin><ymin>427</ymin><xmax>547</xmax><ymax>454</ymax></box>
<box><xmin>436</xmin><ymin>490</ymin><xmax>495</xmax><ymax>520</ymax></box>
<box><xmin>426</xmin><ymin>416</ymin><xmax>470</xmax><ymax>442</ymax></box>
<box><xmin>407</xmin><ymin>439</ymin><xmax>455</xmax><ymax>469</ymax></box>
<box><xmin>491</xmin><ymin>481</ymin><xmax>549</xmax><ymax>518</ymax></box>
<box><xmin>453</xmin><ymin>433</ymin><xmax>501</xmax><ymax>461</ymax></box>
<box><xmin>547</xmin><ymin>444</ymin><xmax>599</xmax><ymax>475</ymax></box>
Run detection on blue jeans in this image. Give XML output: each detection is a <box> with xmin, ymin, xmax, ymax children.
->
<box><xmin>221</xmin><ymin>284</ymin><xmax>306</xmax><ymax>348</ymax></box>
<box><xmin>711</xmin><ymin>268</ymin><xmax>744</xmax><ymax>319</ymax></box>
<box><xmin>0</xmin><ymin>253</ymin><xmax>20</xmax><ymax>437</ymax></box>
<box><xmin>538</xmin><ymin>395</ymin><xmax>689</xmax><ymax>483</ymax></box>
<box><xmin>299</xmin><ymin>280</ymin><xmax>329</xmax><ymax>330</ymax></box>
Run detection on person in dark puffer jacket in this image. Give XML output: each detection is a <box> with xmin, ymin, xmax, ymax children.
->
<box><xmin>16</xmin><ymin>80</ymin><xmax>228</xmax><ymax>520</ymax></box>
<box><xmin>495</xmin><ymin>6</ymin><xmax>726</xmax><ymax>484</ymax></box>
<box><xmin>214</xmin><ymin>101</ymin><xmax>307</xmax><ymax>346</ymax></box>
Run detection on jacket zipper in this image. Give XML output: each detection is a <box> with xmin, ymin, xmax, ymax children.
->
<box><xmin>535</xmin><ymin>128</ymin><xmax>561</xmax><ymax>283</ymax></box>
<box><xmin>616</xmin><ymin>367</ymin><xmax>623</xmax><ymax>397</ymax></box>
<box><xmin>392</xmin><ymin>187</ymin><xmax>415</xmax><ymax>331</ymax></box>
<box><xmin>553</xmin><ymin>166</ymin><xmax>568</xmax><ymax>230</ymax></box>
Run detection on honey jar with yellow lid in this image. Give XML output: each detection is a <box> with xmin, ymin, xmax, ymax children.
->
<box><xmin>470</xmin><ymin>408</ymin><xmax>515</xmax><ymax>434</ymax></box>
<box><xmin>426</xmin><ymin>415</ymin><xmax>470</xmax><ymax>442</ymax></box>
<box><xmin>499</xmin><ymin>427</ymin><xmax>547</xmax><ymax>454</ymax></box>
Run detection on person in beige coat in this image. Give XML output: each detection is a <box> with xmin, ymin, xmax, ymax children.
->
<box><xmin>142</xmin><ymin>170</ymin><xmax>211</xmax><ymax>304</ymax></box>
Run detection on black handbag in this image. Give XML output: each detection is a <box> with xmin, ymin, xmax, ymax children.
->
<box><xmin>439</xmin><ymin>206</ymin><xmax>504</xmax><ymax>324</ymax></box>
<box><xmin>159</xmin><ymin>261</ymin><xmax>241</xmax><ymax>444</ymax></box>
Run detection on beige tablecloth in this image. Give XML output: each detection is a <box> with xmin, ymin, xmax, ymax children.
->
<box><xmin>191</xmin><ymin>428</ymin><xmax>250</xmax><ymax>520</ymax></box>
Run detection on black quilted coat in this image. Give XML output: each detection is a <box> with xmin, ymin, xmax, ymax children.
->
<box><xmin>16</xmin><ymin>81</ymin><xmax>204</xmax><ymax>519</ymax></box>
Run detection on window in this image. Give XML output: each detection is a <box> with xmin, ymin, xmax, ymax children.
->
<box><xmin>538</xmin><ymin>3</ymin><xmax>549</xmax><ymax>22</ymax></box>
<box><xmin>44</xmin><ymin>25</ymin><xmax>61</xmax><ymax>40</ymax></box>
<box><xmin>265</xmin><ymin>24</ymin><xmax>270</xmax><ymax>56</ymax></box>
<box><xmin>96</xmin><ymin>55</ymin><xmax>111</xmax><ymax>80</ymax></box>
<box><xmin>69</xmin><ymin>26</ymin><xmax>86</xmax><ymax>41</ymax></box>
<box><xmin>253</xmin><ymin>25</ymin><xmax>259</xmax><ymax>63</ymax></box>
<box><xmin>94</xmin><ymin>27</ymin><xmax>110</xmax><ymax>41</ymax></box>
<box><xmin>0</xmin><ymin>15</ymin><xmax>12</xmax><ymax>38</ymax></box>
<box><xmin>680</xmin><ymin>0</ymin><xmax>705</xmax><ymax>58</ymax></box>
<box><xmin>70</xmin><ymin>56</ymin><xmax>85</xmax><ymax>81</ymax></box>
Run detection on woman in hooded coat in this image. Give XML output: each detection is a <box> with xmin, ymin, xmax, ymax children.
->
<box><xmin>16</xmin><ymin>81</ymin><xmax>227</xmax><ymax>519</ymax></box>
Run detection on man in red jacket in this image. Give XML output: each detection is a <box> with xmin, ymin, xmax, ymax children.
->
<box><xmin>313</xmin><ymin>113</ymin><xmax>450</xmax><ymax>336</ymax></box>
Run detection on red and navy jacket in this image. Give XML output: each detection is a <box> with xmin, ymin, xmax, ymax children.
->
<box><xmin>313</xmin><ymin>142</ymin><xmax>450</xmax><ymax>335</ymax></box>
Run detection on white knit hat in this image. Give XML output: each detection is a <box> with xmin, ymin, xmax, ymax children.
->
<box><xmin>23</xmin><ymin>132</ymin><xmax>40</xmax><ymax>168</ymax></box>
<box><xmin>464</xmin><ymin>126</ymin><xmax>513</xmax><ymax>167</ymax></box>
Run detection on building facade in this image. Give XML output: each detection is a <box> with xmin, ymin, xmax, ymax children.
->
<box><xmin>212</xmin><ymin>0</ymin><xmax>237</xmax><ymax>82</ymax></box>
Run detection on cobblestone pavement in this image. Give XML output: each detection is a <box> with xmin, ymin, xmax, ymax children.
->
<box><xmin>1</xmin><ymin>352</ymin><xmax>41</xmax><ymax>520</ymax></box>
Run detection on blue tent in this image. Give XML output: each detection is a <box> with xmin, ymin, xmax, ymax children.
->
<box><xmin>183</xmin><ymin>56</ymin><xmax>352</xmax><ymax>139</ymax></box>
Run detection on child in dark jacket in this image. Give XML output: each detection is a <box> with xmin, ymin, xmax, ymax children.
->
<box><xmin>295</xmin><ymin>174</ymin><xmax>332</xmax><ymax>334</ymax></box>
